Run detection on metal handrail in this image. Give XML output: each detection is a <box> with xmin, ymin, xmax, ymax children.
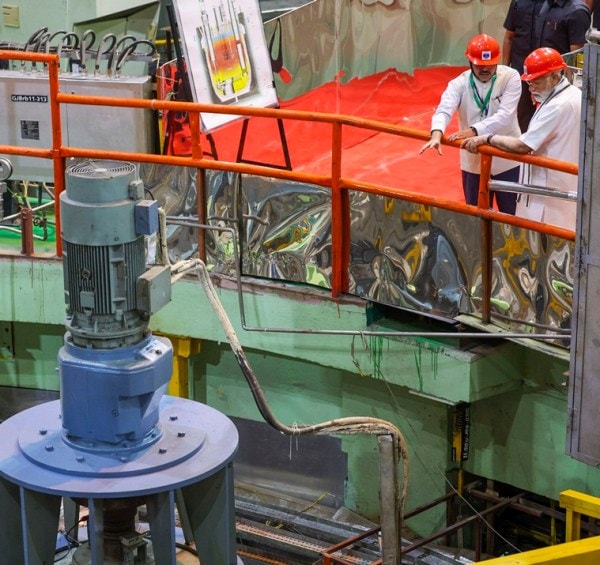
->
<box><xmin>0</xmin><ymin>50</ymin><xmax>578</xmax><ymax>314</ymax></box>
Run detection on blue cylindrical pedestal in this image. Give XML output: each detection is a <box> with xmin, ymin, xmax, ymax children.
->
<box><xmin>0</xmin><ymin>396</ymin><xmax>240</xmax><ymax>564</ymax></box>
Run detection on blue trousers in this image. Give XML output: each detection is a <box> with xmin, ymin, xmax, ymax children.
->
<box><xmin>462</xmin><ymin>167</ymin><xmax>519</xmax><ymax>215</ymax></box>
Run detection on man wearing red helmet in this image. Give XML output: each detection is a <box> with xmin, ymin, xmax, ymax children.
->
<box><xmin>462</xmin><ymin>47</ymin><xmax>581</xmax><ymax>229</ymax></box>
<box><xmin>502</xmin><ymin>0</ymin><xmax>590</xmax><ymax>131</ymax></box>
<box><xmin>420</xmin><ymin>34</ymin><xmax>521</xmax><ymax>214</ymax></box>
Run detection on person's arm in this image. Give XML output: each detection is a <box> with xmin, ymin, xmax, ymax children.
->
<box><xmin>503</xmin><ymin>30</ymin><xmax>515</xmax><ymax>66</ymax></box>
<box><xmin>461</xmin><ymin>133</ymin><xmax>532</xmax><ymax>154</ymax></box>
<box><xmin>419</xmin><ymin>76</ymin><xmax>463</xmax><ymax>155</ymax></box>
<box><xmin>568</xmin><ymin>6</ymin><xmax>592</xmax><ymax>49</ymax></box>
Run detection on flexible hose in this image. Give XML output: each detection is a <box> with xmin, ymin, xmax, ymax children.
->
<box><xmin>193</xmin><ymin>258</ymin><xmax>409</xmax><ymax>515</ymax></box>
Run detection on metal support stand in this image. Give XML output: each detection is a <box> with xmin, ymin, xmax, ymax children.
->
<box><xmin>378</xmin><ymin>434</ymin><xmax>402</xmax><ymax>564</ymax></box>
<box><xmin>0</xmin><ymin>397</ymin><xmax>240</xmax><ymax>564</ymax></box>
<box><xmin>236</xmin><ymin>115</ymin><xmax>292</xmax><ymax>170</ymax></box>
<box><xmin>205</xmin><ymin>132</ymin><xmax>219</xmax><ymax>160</ymax></box>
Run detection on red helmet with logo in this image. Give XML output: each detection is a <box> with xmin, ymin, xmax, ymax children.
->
<box><xmin>521</xmin><ymin>48</ymin><xmax>567</xmax><ymax>81</ymax></box>
<box><xmin>465</xmin><ymin>34</ymin><xmax>501</xmax><ymax>65</ymax></box>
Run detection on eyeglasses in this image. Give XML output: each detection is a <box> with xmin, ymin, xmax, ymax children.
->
<box><xmin>526</xmin><ymin>76</ymin><xmax>549</xmax><ymax>86</ymax></box>
<box><xmin>526</xmin><ymin>72</ymin><xmax>562</xmax><ymax>86</ymax></box>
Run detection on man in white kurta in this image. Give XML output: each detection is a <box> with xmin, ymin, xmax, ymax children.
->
<box><xmin>517</xmin><ymin>78</ymin><xmax>580</xmax><ymax>227</ymax></box>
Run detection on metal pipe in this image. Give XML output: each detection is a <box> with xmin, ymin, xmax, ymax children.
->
<box><xmin>469</xmin><ymin>489</ymin><xmax>544</xmax><ymax>518</ymax></box>
<box><xmin>20</xmin><ymin>208</ymin><xmax>34</xmax><ymax>256</ymax></box>
<box><xmin>189</xmin><ymin>111</ymin><xmax>207</xmax><ymax>262</ymax></box>
<box><xmin>404</xmin><ymin>480</ymin><xmax>482</xmax><ymax>520</ymax></box>
<box><xmin>400</xmin><ymin>493</ymin><xmax>523</xmax><ymax>556</ymax></box>
<box><xmin>46</xmin><ymin>52</ymin><xmax>64</xmax><ymax>257</ymax></box>
<box><xmin>1</xmin><ymin>199</ymin><xmax>54</xmax><ymax>222</ymax></box>
<box><xmin>490</xmin><ymin>180</ymin><xmax>577</xmax><ymax>201</ymax></box>
<box><xmin>378</xmin><ymin>435</ymin><xmax>401</xmax><ymax>564</ymax></box>
<box><xmin>322</xmin><ymin>526</ymin><xmax>382</xmax><ymax>564</ymax></box>
<box><xmin>0</xmin><ymin>226</ymin><xmax>46</xmax><ymax>241</ymax></box>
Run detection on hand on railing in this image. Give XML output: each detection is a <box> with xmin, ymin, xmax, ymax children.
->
<box><xmin>446</xmin><ymin>127</ymin><xmax>477</xmax><ymax>143</ymax></box>
<box><xmin>461</xmin><ymin>134</ymin><xmax>489</xmax><ymax>154</ymax></box>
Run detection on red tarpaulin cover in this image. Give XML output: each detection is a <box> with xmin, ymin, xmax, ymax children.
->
<box><xmin>202</xmin><ymin>67</ymin><xmax>467</xmax><ymax>202</ymax></box>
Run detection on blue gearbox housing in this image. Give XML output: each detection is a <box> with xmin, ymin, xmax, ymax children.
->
<box><xmin>58</xmin><ymin>160</ymin><xmax>173</xmax><ymax>450</ymax></box>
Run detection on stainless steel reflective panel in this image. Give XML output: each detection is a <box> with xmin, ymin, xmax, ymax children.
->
<box><xmin>140</xmin><ymin>165</ymin><xmax>573</xmax><ymax>344</ymax></box>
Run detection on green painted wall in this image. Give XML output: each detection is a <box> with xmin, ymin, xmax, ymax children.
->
<box><xmin>0</xmin><ymin>0</ymin><xmax>157</xmax><ymax>45</ymax></box>
<box><xmin>469</xmin><ymin>387</ymin><xmax>600</xmax><ymax>500</ymax></box>
<box><xmin>0</xmin><ymin>1</ymin><xmax>95</xmax><ymax>44</ymax></box>
<box><xmin>0</xmin><ymin>322</ymin><xmax>63</xmax><ymax>390</ymax></box>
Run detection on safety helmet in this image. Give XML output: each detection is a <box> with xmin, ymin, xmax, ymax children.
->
<box><xmin>521</xmin><ymin>48</ymin><xmax>567</xmax><ymax>81</ymax></box>
<box><xmin>465</xmin><ymin>34</ymin><xmax>501</xmax><ymax>65</ymax></box>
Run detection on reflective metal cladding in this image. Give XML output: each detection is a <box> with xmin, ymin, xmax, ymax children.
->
<box><xmin>141</xmin><ymin>165</ymin><xmax>573</xmax><ymax>344</ymax></box>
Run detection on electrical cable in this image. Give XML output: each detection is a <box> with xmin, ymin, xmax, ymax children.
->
<box><xmin>107</xmin><ymin>34</ymin><xmax>136</xmax><ymax>76</ymax></box>
<box><xmin>114</xmin><ymin>39</ymin><xmax>156</xmax><ymax>77</ymax></box>
<box><xmin>78</xmin><ymin>29</ymin><xmax>96</xmax><ymax>74</ymax></box>
<box><xmin>94</xmin><ymin>33</ymin><xmax>117</xmax><ymax>76</ymax></box>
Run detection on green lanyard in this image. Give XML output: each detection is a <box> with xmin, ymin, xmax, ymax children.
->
<box><xmin>469</xmin><ymin>72</ymin><xmax>497</xmax><ymax>117</ymax></box>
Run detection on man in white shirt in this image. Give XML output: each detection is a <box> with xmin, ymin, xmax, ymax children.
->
<box><xmin>462</xmin><ymin>47</ymin><xmax>581</xmax><ymax>230</ymax></box>
<box><xmin>420</xmin><ymin>34</ymin><xmax>522</xmax><ymax>213</ymax></box>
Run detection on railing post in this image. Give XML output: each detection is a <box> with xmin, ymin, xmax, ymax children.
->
<box><xmin>478</xmin><ymin>154</ymin><xmax>493</xmax><ymax>323</ymax></box>
<box><xmin>559</xmin><ymin>489</ymin><xmax>600</xmax><ymax>542</ymax></box>
<box><xmin>47</xmin><ymin>55</ymin><xmax>65</xmax><ymax>257</ymax></box>
<box><xmin>330</xmin><ymin>122</ymin><xmax>349</xmax><ymax>298</ymax></box>
<box><xmin>167</xmin><ymin>335</ymin><xmax>202</xmax><ymax>398</ymax></box>
<box><xmin>189</xmin><ymin>111</ymin><xmax>207</xmax><ymax>262</ymax></box>
<box><xmin>565</xmin><ymin>505</ymin><xmax>582</xmax><ymax>543</ymax></box>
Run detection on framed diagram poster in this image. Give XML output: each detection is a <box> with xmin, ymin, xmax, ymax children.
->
<box><xmin>171</xmin><ymin>0</ymin><xmax>278</xmax><ymax>132</ymax></box>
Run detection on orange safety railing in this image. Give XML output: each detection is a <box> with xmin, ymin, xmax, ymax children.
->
<box><xmin>0</xmin><ymin>51</ymin><xmax>578</xmax><ymax>322</ymax></box>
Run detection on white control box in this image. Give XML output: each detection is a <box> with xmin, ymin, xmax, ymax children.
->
<box><xmin>0</xmin><ymin>71</ymin><xmax>156</xmax><ymax>181</ymax></box>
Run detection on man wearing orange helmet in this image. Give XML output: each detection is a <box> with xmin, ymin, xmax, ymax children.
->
<box><xmin>502</xmin><ymin>0</ymin><xmax>590</xmax><ymax>131</ymax></box>
<box><xmin>420</xmin><ymin>34</ymin><xmax>521</xmax><ymax>214</ymax></box>
<box><xmin>462</xmin><ymin>47</ymin><xmax>581</xmax><ymax>229</ymax></box>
